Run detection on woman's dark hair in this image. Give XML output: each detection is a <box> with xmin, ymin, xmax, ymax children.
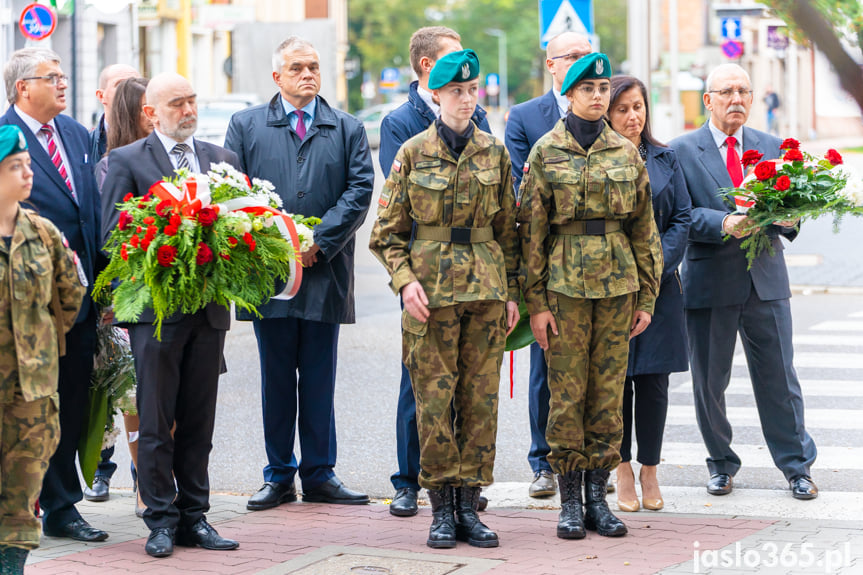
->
<box><xmin>106</xmin><ymin>77</ymin><xmax>150</xmax><ymax>154</ymax></box>
<box><xmin>608</xmin><ymin>75</ymin><xmax>666</xmax><ymax>148</ymax></box>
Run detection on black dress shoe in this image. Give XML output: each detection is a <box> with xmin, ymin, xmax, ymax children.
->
<box><xmin>145</xmin><ymin>527</ymin><xmax>175</xmax><ymax>558</ymax></box>
<box><xmin>706</xmin><ymin>473</ymin><xmax>733</xmax><ymax>496</ymax></box>
<box><xmin>83</xmin><ymin>476</ymin><xmax>110</xmax><ymax>502</ymax></box>
<box><xmin>246</xmin><ymin>481</ymin><xmax>297</xmax><ymax>511</ymax></box>
<box><xmin>790</xmin><ymin>476</ymin><xmax>818</xmax><ymax>500</ymax></box>
<box><xmin>43</xmin><ymin>518</ymin><xmax>108</xmax><ymax>542</ymax></box>
<box><xmin>176</xmin><ymin>518</ymin><xmax>239</xmax><ymax>550</ymax></box>
<box><xmin>389</xmin><ymin>488</ymin><xmax>418</xmax><ymax>517</ymax></box>
<box><xmin>302</xmin><ymin>476</ymin><xmax>369</xmax><ymax>505</ymax></box>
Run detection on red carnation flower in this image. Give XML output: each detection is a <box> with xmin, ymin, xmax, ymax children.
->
<box><xmin>243</xmin><ymin>232</ymin><xmax>256</xmax><ymax>252</ymax></box>
<box><xmin>163</xmin><ymin>225</ymin><xmax>178</xmax><ymax>237</ymax></box>
<box><xmin>826</xmin><ymin>149</ymin><xmax>843</xmax><ymax>166</ymax></box>
<box><xmin>129</xmin><ymin>234</ymin><xmax>140</xmax><ymax>248</ymax></box>
<box><xmin>780</xmin><ymin>138</ymin><xmax>800</xmax><ymax>150</ymax></box>
<box><xmin>741</xmin><ymin>150</ymin><xmax>764</xmax><ymax>167</ymax></box>
<box><xmin>118</xmin><ymin>211</ymin><xmax>133</xmax><ymax>231</ymax></box>
<box><xmin>228</xmin><ymin>236</ymin><xmax>238</xmax><ymax>248</ymax></box>
<box><xmin>120</xmin><ymin>243</ymin><xmax>128</xmax><ymax>261</ymax></box>
<box><xmin>169</xmin><ymin>214</ymin><xmax>182</xmax><ymax>227</ymax></box>
<box><xmin>143</xmin><ymin>216</ymin><xmax>155</xmax><ymax>225</ymax></box>
<box><xmin>196</xmin><ymin>242</ymin><xmax>214</xmax><ymax>265</ymax></box>
<box><xmin>774</xmin><ymin>175</ymin><xmax>791</xmax><ymax>191</ymax></box>
<box><xmin>142</xmin><ymin>191</ymin><xmax>154</xmax><ymax>201</ymax></box>
<box><xmin>219</xmin><ymin>252</ymin><xmax>230</xmax><ymax>261</ymax></box>
<box><xmin>753</xmin><ymin>161</ymin><xmax>777</xmax><ymax>181</ymax></box>
<box><xmin>145</xmin><ymin>225</ymin><xmax>158</xmax><ymax>241</ymax></box>
<box><xmin>197</xmin><ymin>207</ymin><xmax>218</xmax><ymax>227</ymax></box>
<box><xmin>141</xmin><ymin>238</ymin><xmax>151</xmax><ymax>251</ymax></box>
<box><xmin>783</xmin><ymin>149</ymin><xmax>804</xmax><ymax>162</ymax></box>
<box><xmin>138</xmin><ymin>203</ymin><xmax>146</xmax><ymax>209</ymax></box>
<box><xmin>136</xmin><ymin>226</ymin><xmax>143</xmax><ymax>234</ymax></box>
<box><xmin>156</xmin><ymin>245</ymin><xmax>178</xmax><ymax>267</ymax></box>
<box><xmin>155</xmin><ymin>200</ymin><xmax>172</xmax><ymax>217</ymax></box>
<box><xmin>123</xmin><ymin>193</ymin><xmax>134</xmax><ymax>202</ymax></box>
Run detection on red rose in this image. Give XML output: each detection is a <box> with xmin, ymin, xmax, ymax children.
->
<box><xmin>753</xmin><ymin>161</ymin><xmax>777</xmax><ymax>181</ymax></box>
<box><xmin>143</xmin><ymin>216</ymin><xmax>155</xmax><ymax>225</ymax></box>
<box><xmin>156</xmin><ymin>245</ymin><xmax>178</xmax><ymax>267</ymax></box>
<box><xmin>196</xmin><ymin>242</ymin><xmax>214</xmax><ymax>265</ymax></box>
<box><xmin>774</xmin><ymin>175</ymin><xmax>791</xmax><ymax>191</ymax></box>
<box><xmin>219</xmin><ymin>252</ymin><xmax>230</xmax><ymax>261</ymax></box>
<box><xmin>155</xmin><ymin>200</ymin><xmax>172</xmax><ymax>217</ymax></box>
<box><xmin>118</xmin><ymin>211</ymin><xmax>133</xmax><ymax>231</ymax></box>
<box><xmin>243</xmin><ymin>232</ymin><xmax>256</xmax><ymax>252</ymax></box>
<box><xmin>169</xmin><ymin>214</ymin><xmax>182</xmax><ymax>227</ymax></box>
<box><xmin>228</xmin><ymin>236</ymin><xmax>238</xmax><ymax>248</ymax></box>
<box><xmin>780</xmin><ymin>138</ymin><xmax>800</xmax><ymax>150</ymax></box>
<box><xmin>741</xmin><ymin>150</ymin><xmax>764</xmax><ymax>167</ymax></box>
<box><xmin>123</xmin><ymin>193</ymin><xmax>134</xmax><ymax>202</ymax></box>
<box><xmin>163</xmin><ymin>225</ymin><xmax>178</xmax><ymax>236</ymax></box>
<box><xmin>783</xmin><ymin>149</ymin><xmax>804</xmax><ymax>162</ymax></box>
<box><xmin>120</xmin><ymin>243</ymin><xmax>128</xmax><ymax>261</ymax></box>
<box><xmin>197</xmin><ymin>207</ymin><xmax>218</xmax><ymax>227</ymax></box>
<box><xmin>129</xmin><ymin>234</ymin><xmax>140</xmax><ymax>248</ymax></box>
<box><xmin>826</xmin><ymin>149</ymin><xmax>843</xmax><ymax>166</ymax></box>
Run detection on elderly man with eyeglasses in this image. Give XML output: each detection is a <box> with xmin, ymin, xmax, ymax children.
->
<box><xmin>669</xmin><ymin>63</ymin><xmax>818</xmax><ymax>501</ymax></box>
<box><xmin>503</xmin><ymin>31</ymin><xmax>595</xmax><ymax>499</ymax></box>
<box><xmin>1</xmin><ymin>48</ymin><xmax>109</xmax><ymax>542</ymax></box>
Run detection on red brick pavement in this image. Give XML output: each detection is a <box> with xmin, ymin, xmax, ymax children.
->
<box><xmin>27</xmin><ymin>504</ymin><xmax>774</xmax><ymax>574</ymax></box>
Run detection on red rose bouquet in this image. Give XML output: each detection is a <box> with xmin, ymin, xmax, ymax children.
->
<box><xmin>722</xmin><ymin>139</ymin><xmax>858</xmax><ymax>267</ymax></box>
<box><xmin>94</xmin><ymin>163</ymin><xmax>319</xmax><ymax>337</ymax></box>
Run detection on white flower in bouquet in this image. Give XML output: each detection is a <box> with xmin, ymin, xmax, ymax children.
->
<box><xmin>101</xmin><ymin>425</ymin><xmax>121</xmax><ymax>450</ymax></box>
<box><xmin>295</xmin><ymin>222</ymin><xmax>314</xmax><ymax>252</ymax></box>
<box><xmin>835</xmin><ymin>165</ymin><xmax>863</xmax><ymax>207</ymax></box>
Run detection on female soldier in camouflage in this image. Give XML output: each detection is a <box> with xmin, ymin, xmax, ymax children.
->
<box><xmin>0</xmin><ymin>125</ymin><xmax>84</xmax><ymax>573</ymax></box>
<box><xmin>370</xmin><ymin>50</ymin><xmax>520</xmax><ymax>550</ymax></box>
<box><xmin>517</xmin><ymin>54</ymin><xmax>663</xmax><ymax>540</ymax></box>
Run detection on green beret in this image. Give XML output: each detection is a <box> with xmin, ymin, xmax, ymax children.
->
<box><xmin>561</xmin><ymin>52</ymin><xmax>611</xmax><ymax>96</ymax></box>
<box><xmin>428</xmin><ymin>49</ymin><xmax>480</xmax><ymax>90</ymax></box>
<box><xmin>0</xmin><ymin>125</ymin><xmax>27</xmax><ymax>163</ymax></box>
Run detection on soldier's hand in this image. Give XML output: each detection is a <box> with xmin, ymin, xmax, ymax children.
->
<box><xmin>505</xmin><ymin>301</ymin><xmax>520</xmax><ymax>336</ymax></box>
<box><xmin>723</xmin><ymin>214</ymin><xmax>753</xmax><ymax>238</ymax></box>
<box><xmin>630</xmin><ymin>310</ymin><xmax>652</xmax><ymax>338</ymax></box>
<box><xmin>402</xmin><ymin>281</ymin><xmax>430</xmax><ymax>323</ymax></box>
<box><xmin>530</xmin><ymin>311</ymin><xmax>558</xmax><ymax>351</ymax></box>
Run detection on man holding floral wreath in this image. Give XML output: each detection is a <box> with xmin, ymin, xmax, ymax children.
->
<box><xmin>669</xmin><ymin>63</ymin><xmax>818</xmax><ymax>501</ymax></box>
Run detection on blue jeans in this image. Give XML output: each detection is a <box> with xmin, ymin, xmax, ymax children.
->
<box><xmin>527</xmin><ymin>342</ymin><xmax>552</xmax><ymax>473</ymax></box>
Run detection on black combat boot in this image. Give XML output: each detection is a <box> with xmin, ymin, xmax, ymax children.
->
<box><xmin>556</xmin><ymin>470</ymin><xmax>586</xmax><ymax>539</ymax></box>
<box><xmin>0</xmin><ymin>545</ymin><xmax>29</xmax><ymax>575</ymax></box>
<box><xmin>426</xmin><ymin>486</ymin><xmax>457</xmax><ymax>549</ymax></box>
<box><xmin>454</xmin><ymin>486</ymin><xmax>499</xmax><ymax>548</ymax></box>
<box><xmin>583</xmin><ymin>469</ymin><xmax>627</xmax><ymax>536</ymax></box>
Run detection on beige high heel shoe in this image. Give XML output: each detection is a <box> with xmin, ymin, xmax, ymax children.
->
<box><xmin>616</xmin><ymin>463</ymin><xmax>640</xmax><ymax>512</ymax></box>
<box><xmin>639</xmin><ymin>466</ymin><xmax>664</xmax><ymax>511</ymax></box>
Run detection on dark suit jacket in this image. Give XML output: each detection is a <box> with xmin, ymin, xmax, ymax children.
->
<box><xmin>504</xmin><ymin>90</ymin><xmax>560</xmax><ymax>194</ymax></box>
<box><xmin>669</xmin><ymin>123</ymin><xmax>794</xmax><ymax>309</ymax></box>
<box><xmin>100</xmin><ymin>131</ymin><xmax>240</xmax><ymax>328</ymax></box>
<box><xmin>0</xmin><ymin>108</ymin><xmax>104</xmax><ymax>323</ymax></box>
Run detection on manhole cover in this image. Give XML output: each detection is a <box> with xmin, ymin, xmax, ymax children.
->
<box><xmin>287</xmin><ymin>552</ymin><xmax>466</xmax><ymax>575</ymax></box>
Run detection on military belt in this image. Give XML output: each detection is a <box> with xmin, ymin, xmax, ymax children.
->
<box><xmin>551</xmin><ymin>220</ymin><xmax>621</xmax><ymax>236</ymax></box>
<box><xmin>415</xmin><ymin>225</ymin><xmax>494</xmax><ymax>244</ymax></box>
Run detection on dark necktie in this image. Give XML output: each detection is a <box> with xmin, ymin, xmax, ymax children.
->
<box><xmin>726</xmin><ymin>136</ymin><xmax>743</xmax><ymax>187</ymax></box>
<box><xmin>295</xmin><ymin>111</ymin><xmax>306</xmax><ymax>139</ymax></box>
<box><xmin>40</xmin><ymin>124</ymin><xmax>77</xmax><ymax>202</ymax></box>
<box><xmin>172</xmin><ymin>143</ymin><xmax>192</xmax><ymax>171</ymax></box>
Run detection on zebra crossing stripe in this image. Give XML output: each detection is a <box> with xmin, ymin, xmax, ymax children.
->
<box><xmin>657</xmin><ymin>442</ymin><xmax>863</xmax><ymax>470</ymax></box>
<box><xmin>675</xmin><ymin>377</ymin><xmax>862</xmax><ymax>397</ymax></box>
<box><xmin>665</xmin><ymin>405</ymin><xmax>861</xmax><ymax>429</ymax></box>
<box><xmin>732</xmin><ymin>352</ymin><xmax>863</xmax><ymax>369</ymax></box>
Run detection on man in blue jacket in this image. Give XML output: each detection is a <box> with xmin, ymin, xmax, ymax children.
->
<box><xmin>378</xmin><ymin>26</ymin><xmax>492</xmax><ymax>518</ymax></box>
<box><xmin>503</xmin><ymin>31</ymin><xmax>592</xmax><ymax>499</ymax></box>
<box><xmin>225</xmin><ymin>36</ymin><xmax>374</xmax><ymax>511</ymax></box>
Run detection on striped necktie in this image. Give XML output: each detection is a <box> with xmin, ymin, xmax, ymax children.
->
<box><xmin>40</xmin><ymin>124</ymin><xmax>76</xmax><ymax>201</ymax></box>
<box><xmin>172</xmin><ymin>143</ymin><xmax>192</xmax><ymax>171</ymax></box>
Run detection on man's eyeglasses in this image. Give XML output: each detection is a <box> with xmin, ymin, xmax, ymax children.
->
<box><xmin>574</xmin><ymin>84</ymin><xmax>610</xmax><ymax>96</ymax></box>
<box><xmin>551</xmin><ymin>51</ymin><xmax>590</xmax><ymax>62</ymax></box>
<box><xmin>22</xmin><ymin>74</ymin><xmax>69</xmax><ymax>86</ymax></box>
<box><xmin>707</xmin><ymin>88</ymin><xmax>752</xmax><ymax>98</ymax></box>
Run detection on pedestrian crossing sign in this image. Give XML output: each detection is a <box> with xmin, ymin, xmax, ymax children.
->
<box><xmin>539</xmin><ymin>0</ymin><xmax>593</xmax><ymax>49</ymax></box>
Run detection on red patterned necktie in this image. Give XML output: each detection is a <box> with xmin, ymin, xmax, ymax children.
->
<box><xmin>295</xmin><ymin>111</ymin><xmax>306</xmax><ymax>139</ymax></box>
<box><xmin>725</xmin><ymin>136</ymin><xmax>743</xmax><ymax>187</ymax></box>
<box><xmin>40</xmin><ymin>124</ymin><xmax>77</xmax><ymax>201</ymax></box>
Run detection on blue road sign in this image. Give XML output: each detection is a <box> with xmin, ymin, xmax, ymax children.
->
<box><xmin>19</xmin><ymin>3</ymin><xmax>56</xmax><ymax>41</ymax></box>
<box><xmin>721</xmin><ymin>17</ymin><xmax>741</xmax><ymax>40</ymax></box>
<box><xmin>539</xmin><ymin>0</ymin><xmax>593</xmax><ymax>49</ymax></box>
<box><xmin>721</xmin><ymin>40</ymin><xmax>743</xmax><ymax>60</ymax></box>
<box><xmin>380</xmin><ymin>67</ymin><xmax>400</xmax><ymax>91</ymax></box>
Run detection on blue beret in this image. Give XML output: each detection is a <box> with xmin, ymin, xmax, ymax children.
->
<box><xmin>0</xmin><ymin>125</ymin><xmax>27</xmax><ymax>163</ymax></box>
<box><xmin>561</xmin><ymin>52</ymin><xmax>611</xmax><ymax>96</ymax></box>
<box><xmin>428</xmin><ymin>49</ymin><xmax>480</xmax><ymax>90</ymax></box>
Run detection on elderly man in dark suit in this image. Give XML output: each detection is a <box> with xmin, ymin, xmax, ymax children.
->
<box><xmin>669</xmin><ymin>63</ymin><xmax>818</xmax><ymax>500</ymax></box>
<box><xmin>503</xmin><ymin>31</ymin><xmax>592</xmax><ymax>498</ymax></box>
<box><xmin>101</xmin><ymin>72</ymin><xmax>241</xmax><ymax>558</ymax></box>
<box><xmin>225</xmin><ymin>36</ymin><xmax>374</xmax><ymax>512</ymax></box>
<box><xmin>1</xmin><ymin>48</ymin><xmax>108</xmax><ymax>542</ymax></box>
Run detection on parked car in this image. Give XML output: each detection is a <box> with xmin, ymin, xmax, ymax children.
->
<box><xmin>196</xmin><ymin>94</ymin><xmax>261</xmax><ymax>145</ymax></box>
<box><xmin>355</xmin><ymin>102</ymin><xmax>404</xmax><ymax>149</ymax></box>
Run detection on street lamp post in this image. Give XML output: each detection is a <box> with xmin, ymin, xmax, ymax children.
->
<box><xmin>485</xmin><ymin>28</ymin><xmax>508</xmax><ymax>110</ymax></box>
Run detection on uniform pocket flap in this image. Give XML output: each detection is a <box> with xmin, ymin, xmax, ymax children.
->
<box><xmin>402</xmin><ymin>310</ymin><xmax>428</xmax><ymax>336</ymax></box>
<box><xmin>474</xmin><ymin>168</ymin><xmax>501</xmax><ymax>186</ymax></box>
<box><xmin>409</xmin><ymin>170</ymin><xmax>449</xmax><ymax>191</ymax></box>
<box><xmin>607</xmin><ymin>166</ymin><xmax>638</xmax><ymax>182</ymax></box>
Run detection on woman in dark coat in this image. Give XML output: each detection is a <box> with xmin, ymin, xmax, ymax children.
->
<box><xmin>607</xmin><ymin>75</ymin><xmax>691</xmax><ymax>512</ymax></box>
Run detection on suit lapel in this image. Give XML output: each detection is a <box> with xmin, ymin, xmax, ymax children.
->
<box><xmin>696</xmin><ymin>123</ymin><xmax>732</xmax><ymax>189</ymax></box>
<box><xmin>9</xmin><ymin>110</ymin><xmax>77</xmax><ymax>203</ymax></box>
<box><xmin>195</xmin><ymin>139</ymin><xmax>211</xmax><ymax>173</ymax></box>
<box><xmin>742</xmin><ymin>126</ymin><xmax>762</xmax><ymax>155</ymax></box>
<box><xmin>539</xmin><ymin>91</ymin><xmax>561</xmax><ymax>132</ymax></box>
<box><xmin>146</xmin><ymin>132</ymin><xmax>177</xmax><ymax>178</ymax></box>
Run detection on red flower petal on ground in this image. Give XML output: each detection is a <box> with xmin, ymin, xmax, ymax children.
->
<box><xmin>120</xmin><ymin>243</ymin><xmax>128</xmax><ymax>261</ymax></box>
<box><xmin>753</xmin><ymin>161</ymin><xmax>777</xmax><ymax>181</ymax></box>
<box><xmin>118</xmin><ymin>211</ymin><xmax>133</xmax><ymax>231</ymax></box>
<box><xmin>228</xmin><ymin>237</ymin><xmax>238</xmax><ymax>247</ymax></box>
<box><xmin>155</xmin><ymin>200</ymin><xmax>172</xmax><ymax>217</ymax></box>
<box><xmin>740</xmin><ymin>150</ymin><xmax>764</xmax><ymax>167</ymax></box>
<box><xmin>143</xmin><ymin>216</ymin><xmax>155</xmax><ymax>225</ymax></box>
<box><xmin>156</xmin><ymin>245</ymin><xmax>178</xmax><ymax>267</ymax></box>
<box><xmin>783</xmin><ymin>149</ymin><xmax>804</xmax><ymax>162</ymax></box>
<box><xmin>780</xmin><ymin>138</ymin><xmax>800</xmax><ymax>150</ymax></box>
<box><xmin>123</xmin><ymin>193</ymin><xmax>134</xmax><ymax>202</ymax></box>
<box><xmin>774</xmin><ymin>175</ymin><xmax>791</xmax><ymax>191</ymax></box>
<box><xmin>196</xmin><ymin>242</ymin><xmax>214</xmax><ymax>265</ymax></box>
<box><xmin>826</xmin><ymin>149</ymin><xmax>843</xmax><ymax>166</ymax></box>
<box><xmin>129</xmin><ymin>235</ymin><xmax>140</xmax><ymax>248</ymax></box>
<box><xmin>197</xmin><ymin>207</ymin><xmax>218</xmax><ymax>227</ymax></box>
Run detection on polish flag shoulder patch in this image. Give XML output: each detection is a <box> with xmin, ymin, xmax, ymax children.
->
<box><xmin>523</xmin><ymin>162</ymin><xmax>530</xmax><ymax>174</ymax></box>
<box><xmin>393</xmin><ymin>159</ymin><xmax>402</xmax><ymax>173</ymax></box>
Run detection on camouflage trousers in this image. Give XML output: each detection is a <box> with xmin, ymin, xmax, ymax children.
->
<box><xmin>0</xmin><ymin>391</ymin><xmax>59</xmax><ymax>550</ymax></box>
<box><xmin>545</xmin><ymin>291</ymin><xmax>636</xmax><ymax>474</ymax></box>
<box><xmin>403</xmin><ymin>300</ymin><xmax>505</xmax><ymax>491</ymax></box>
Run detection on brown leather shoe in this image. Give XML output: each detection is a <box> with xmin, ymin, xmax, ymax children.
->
<box><xmin>529</xmin><ymin>470</ymin><xmax>556</xmax><ymax>498</ymax></box>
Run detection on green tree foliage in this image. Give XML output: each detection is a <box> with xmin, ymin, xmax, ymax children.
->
<box><xmin>595</xmin><ymin>0</ymin><xmax>628</xmax><ymax>72</ymax></box>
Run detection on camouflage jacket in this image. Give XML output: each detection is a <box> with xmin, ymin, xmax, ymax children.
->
<box><xmin>370</xmin><ymin>122</ymin><xmax>520</xmax><ymax>307</ymax></box>
<box><xmin>517</xmin><ymin>120</ymin><xmax>663</xmax><ymax>315</ymax></box>
<box><xmin>0</xmin><ymin>208</ymin><xmax>84</xmax><ymax>403</ymax></box>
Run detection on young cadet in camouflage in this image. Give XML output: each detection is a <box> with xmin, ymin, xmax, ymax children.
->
<box><xmin>0</xmin><ymin>125</ymin><xmax>84</xmax><ymax>573</ymax></box>
<box><xmin>517</xmin><ymin>53</ymin><xmax>663</xmax><ymax>541</ymax></box>
<box><xmin>370</xmin><ymin>50</ymin><xmax>519</xmax><ymax>550</ymax></box>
